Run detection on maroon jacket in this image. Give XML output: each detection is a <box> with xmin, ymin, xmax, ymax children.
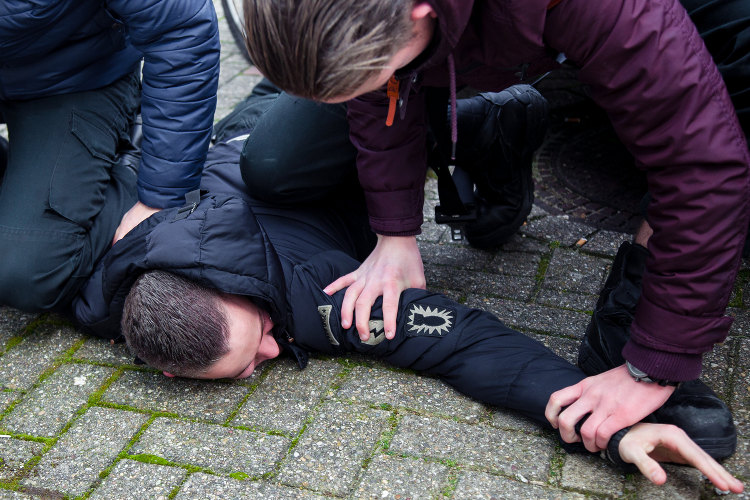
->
<box><xmin>347</xmin><ymin>0</ymin><xmax>750</xmax><ymax>381</ymax></box>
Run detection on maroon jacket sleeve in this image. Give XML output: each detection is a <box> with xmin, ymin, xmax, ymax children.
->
<box><xmin>545</xmin><ymin>0</ymin><xmax>750</xmax><ymax>380</ymax></box>
<box><xmin>347</xmin><ymin>87</ymin><xmax>429</xmax><ymax>236</ymax></box>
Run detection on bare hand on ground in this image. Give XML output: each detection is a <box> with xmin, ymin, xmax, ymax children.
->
<box><xmin>620</xmin><ymin>423</ymin><xmax>743</xmax><ymax>493</ymax></box>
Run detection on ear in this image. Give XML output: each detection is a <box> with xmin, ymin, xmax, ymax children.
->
<box><xmin>163</xmin><ymin>371</ymin><xmax>175</xmax><ymax>378</ymax></box>
<box><xmin>411</xmin><ymin>3</ymin><xmax>437</xmax><ymax>20</ymax></box>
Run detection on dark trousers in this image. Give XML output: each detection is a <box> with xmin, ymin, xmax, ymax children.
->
<box><xmin>0</xmin><ymin>72</ymin><xmax>140</xmax><ymax>312</ymax></box>
<box><xmin>225</xmin><ymin>80</ymin><xmax>359</xmax><ymax>206</ymax></box>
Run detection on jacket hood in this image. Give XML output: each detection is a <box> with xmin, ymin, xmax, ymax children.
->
<box><xmin>418</xmin><ymin>0</ymin><xmax>474</xmax><ymax>71</ymax></box>
<box><xmin>73</xmin><ymin>193</ymin><xmax>288</xmax><ymax>340</ymax></box>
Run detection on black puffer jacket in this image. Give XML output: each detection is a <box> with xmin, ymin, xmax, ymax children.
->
<box><xmin>74</xmin><ymin>137</ymin><xmax>587</xmax><ymax>427</ymax></box>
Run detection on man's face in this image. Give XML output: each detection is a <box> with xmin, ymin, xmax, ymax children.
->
<box><xmin>321</xmin><ymin>8</ymin><xmax>436</xmax><ymax>104</ymax></box>
<box><xmin>183</xmin><ymin>294</ymin><xmax>280</xmax><ymax>380</ymax></box>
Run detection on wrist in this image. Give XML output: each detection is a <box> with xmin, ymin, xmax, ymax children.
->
<box><xmin>625</xmin><ymin>361</ymin><xmax>681</xmax><ymax>387</ymax></box>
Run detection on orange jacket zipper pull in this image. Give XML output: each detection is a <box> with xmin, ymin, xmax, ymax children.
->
<box><xmin>385</xmin><ymin>76</ymin><xmax>399</xmax><ymax>126</ymax></box>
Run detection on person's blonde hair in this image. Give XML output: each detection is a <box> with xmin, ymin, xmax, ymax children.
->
<box><xmin>243</xmin><ymin>0</ymin><xmax>415</xmax><ymax>100</ymax></box>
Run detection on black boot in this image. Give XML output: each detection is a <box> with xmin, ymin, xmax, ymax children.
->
<box><xmin>452</xmin><ymin>85</ymin><xmax>548</xmax><ymax>248</ymax></box>
<box><xmin>578</xmin><ymin>241</ymin><xmax>647</xmax><ymax>375</ymax></box>
<box><xmin>580</xmin><ymin>241</ymin><xmax>737</xmax><ymax>459</ymax></box>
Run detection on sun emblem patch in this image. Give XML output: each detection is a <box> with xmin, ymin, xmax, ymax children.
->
<box><xmin>405</xmin><ymin>304</ymin><xmax>455</xmax><ymax>337</ymax></box>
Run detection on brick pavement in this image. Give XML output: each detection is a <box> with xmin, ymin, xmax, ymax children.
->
<box><xmin>0</xmin><ymin>2</ymin><xmax>748</xmax><ymax>498</ymax></box>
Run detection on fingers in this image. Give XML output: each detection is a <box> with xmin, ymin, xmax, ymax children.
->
<box><xmin>629</xmin><ymin>446</ymin><xmax>668</xmax><ymax>485</ymax></box>
<box><xmin>545</xmin><ymin>384</ymin><xmax>583</xmax><ymax>432</ymax></box>
<box><xmin>592</xmin><ymin>416</ymin><xmax>626</xmax><ymax>451</ymax></box>
<box><xmin>620</xmin><ymin>424</ymin><xmax>744</xmax><ymax>493</ymax></box>
<box><xmin>658</xmin><ymin>428</ymin><xmax>744</xmax><ymax>493</ymax></box>
<box><xmin>324</xmin><ymin>273</ymin><xmax>356</xmax><ymax>296</ymax></box>
<box><xmin>354</xmin><ymin>289</ymin><xmax>377</xmax><ymax>340</ymax></box>
<box><xmin>382</xmin><ymin>282</ymin><xmax>401</xmax><ymax>339</ymax></box>
<box><xmin>339</xmin><ymin>277</ymin><xmax>364</xmax><ymax>330</ymax></box>
<box><xmin>578</xmin><ymin>411</ymin><xmax>608</xmax><ymax>452</ymax></box>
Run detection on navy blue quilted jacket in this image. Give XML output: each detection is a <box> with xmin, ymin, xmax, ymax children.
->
<box><xmin>0</xmin><ymin>0</ymin><xmax>220</xmax><ymax>208</ymax></box>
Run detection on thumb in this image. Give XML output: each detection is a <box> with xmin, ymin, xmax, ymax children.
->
<box><xmin>624</xmin><ymin>446</ymin><xmax>667</xmax><ymax>485</ymax></box>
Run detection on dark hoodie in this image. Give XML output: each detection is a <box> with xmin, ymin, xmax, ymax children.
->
<box><xmin>346</xmin><ymin>0</ymin><xmax>750</xmax><ymax>381</ymax></box>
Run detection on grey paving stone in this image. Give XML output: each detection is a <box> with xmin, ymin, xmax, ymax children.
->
<box><xmin>727</xmin><ymin>308</ymin><xmax>750</xmax><ymax>337</ymax></box>
<box><xmin>73</xmin><ymin>337</ymin><xmax>133</xmax><ymax>365</ymax></box>
<box><xmin>0</xmin><ymin>391</ymin><xmax>18</xmax><ymax>413</ymax></box>
<box><xmin>0</xmin><ymin>308</ymin><xmax>35</xmax><ymax>350</ymax></box>
<box><xmin>0</xmin><ymin>438</ymin><xmax>44</xmax><ymax>482</ymax></box>
<box><xmin>218</xmin><ymin>53</ymin><xmax>251</xmax><ymax>87</ymax></box>
<box><xmin>336</xmin><ymin>365</ymin><xmax>484</xmax><ymax>422</ymax></box>
<box><xmin>0</xmin><ymin>490</ymin><xmax>40</xmax><ymax>500</ymax></box>
<box><xmin>420</xmin><ymin>241</ymin><xmax>495</xmax><ymax>271</ymax></box>
<box><xmin>543</xmin><ymin>248</ymin><xmax>609</xmax><ymax>295</ymax></box>
<box><xmin>131</xmin><ymin>418</ymin><xmax>289</xmax><ymax>475</ymax></box>
<box><xmin>725</xmin><ymin>435</ymin><xmax>749</xmax><ymax>479</ymax></box>
<box><xmin>490</xmin><ymin>408</ymin><xmax>548</xmax><ymax>435</ymax></box>
<box><xmin>535</xmin><ymin>288</ymin><xmax>598</xmax><ymax>312</ymax></box>
<box><xmin>89</xmin><ymin>459</ymin><xmax>187</xmax><ymax>500</ymax></box>
<box><xmin>454</xmin><ymin>469</ymin><xmax>586</xmax><ymax>499</ymax></box>
<box><xmin>520</xmin><ymin>215</ymin><xmax>595</xmax><ymax>246</ymax></box>
<box><xmin>490</xmin><ymin>251</ymin><xmax>542</xmax><ymax>277</ymax></box>
<box><xmin>277</xmin><ymin>401</ymin><xmax>390</xmax><ymax>495</ymax></box>
<box><xmin>469</xmin><ymin>297</ymin><xmax>590</xmax><ymax>338</ymax></box>
<box><xmin>529</xmin><ymin>203</ymin><xmax>551</xmax><ymax>218</ymax></box>
<box><xmin>352</xmin><ymin>453</ymin><xmax>450</xmax><ymax>500</ymax></box>
<box><xmin>2</xmin><ymin>363</ymin><xmax>113</xmax><ymax>437</ymax></box>
<box><xmin>425</xmin><ymin>267</ymin><xmax>536</xmax><ymax>301</ymax></box>
<box><xmin>390</xmin><ymin>415</ymin><xmax>554</xmax><ymax>482</ymax></box>
<box><xmin>215</xmin><ymin>74</ymin><xmax>263</xmax><ymax>116</ymax></box>
<box><xmin>581</xmin><ymin>229</ymin><xmax>630</xmax><ymax>256</ymax></box>
<box><xmin>417</xmin><ymin>222</ymin><xmax>448</xmax><ymax>244</ymax></box>
<box><xmin>559</xmin><ymin>453</ymin><xmax>625</xmax><ymax>496</ymax></box>
<box><xmin>102</xmin><ymin>370</ymin><xmax>248</xmax><ymax>422</ymax></box>
<box><xmin>632</xmin><ymin>463</ymin><xmax>706</xmax><ymax>499</ymax></box>
<box><xmin>22</xmin><ymin>407</ymin><xmax>148</xmax><ymax>497</ymax></box>
<box><xmin>528</xmin><ymin>333</ymin><xmax>581</xmax><ymax>366</ymax></box>
<box><xmin>232</xmin><ymin>358</ymin><xmax>342</xmax><ymax>434</ymax></box>
<box><xmin>175</xmin><ymin>473</ymin><xmax>326</xmax><ymax>499</ymax></box>
<box><xmin>732</xmin><ymin>338</ymin><xmax>750</xmax><ymax>437</ymax></box>
<box><xmin>0</xmin><ymin>324</ymin><xmax>83</xmax><ymax>390</ymax></box>
<box><xmin>500</xmin><ymin>233</ymin><xmax>551</xmax><ymax>253</ymax></box>
<box><xmin>700</xmin><ymin>339</ymin><xmax>734</xmax><ymax>402</ymax></box>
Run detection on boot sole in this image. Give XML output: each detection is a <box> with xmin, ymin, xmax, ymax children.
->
<box><xmin>691</xmin><ymin>432</ymin><xmax>737</xmax><ymax>460</ymax></box>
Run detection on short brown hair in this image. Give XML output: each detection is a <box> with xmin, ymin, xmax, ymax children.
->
<box><xmin>122</xmin><ymin>271</ymin><xmax>230</xmax><ymax>377</ymax></box>
<box><xmin>243</xmin><ymin>0</ymin><xmax>414</xmax><ymax>100</ymax></box>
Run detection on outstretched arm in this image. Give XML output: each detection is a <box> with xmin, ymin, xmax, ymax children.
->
<box><xmin>618</xmin><ymin>423</ymin><xmax>743</xmax><ymax>492</ymax></box>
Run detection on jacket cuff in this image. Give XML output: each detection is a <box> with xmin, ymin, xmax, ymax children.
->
<box><xmin>375</xmin><ymin>228</ymin><xmax>422</xmax><ymax>237</ymax></box>
<box><xmin>628</xmin><ymin>293</ymin><xmax>733</xmax><ymax>380</ymax></box>
<box><xmin>605</xmin><ymin>427</ymin><xmax>638</xmax><ymax>473</ymax></box>
<box><xmin>621</xmin><ymin>340</ymin><xmax>702</xmax><ymax>381</ymax></box>
<box><xmin>364</xmin><ymin>189</ymin><xmax>424</xmax><ymax>235</ymax></box>
<box><xmin>137</xmin><ymin>183</ymin><xmax>199</xmax><ymax>210</ymax></box>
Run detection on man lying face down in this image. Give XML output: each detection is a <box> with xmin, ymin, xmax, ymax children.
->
<box><xmin>73</xmin><ymin>92</ymin><xmax>743</xmax><ymax>494</ymax></box>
